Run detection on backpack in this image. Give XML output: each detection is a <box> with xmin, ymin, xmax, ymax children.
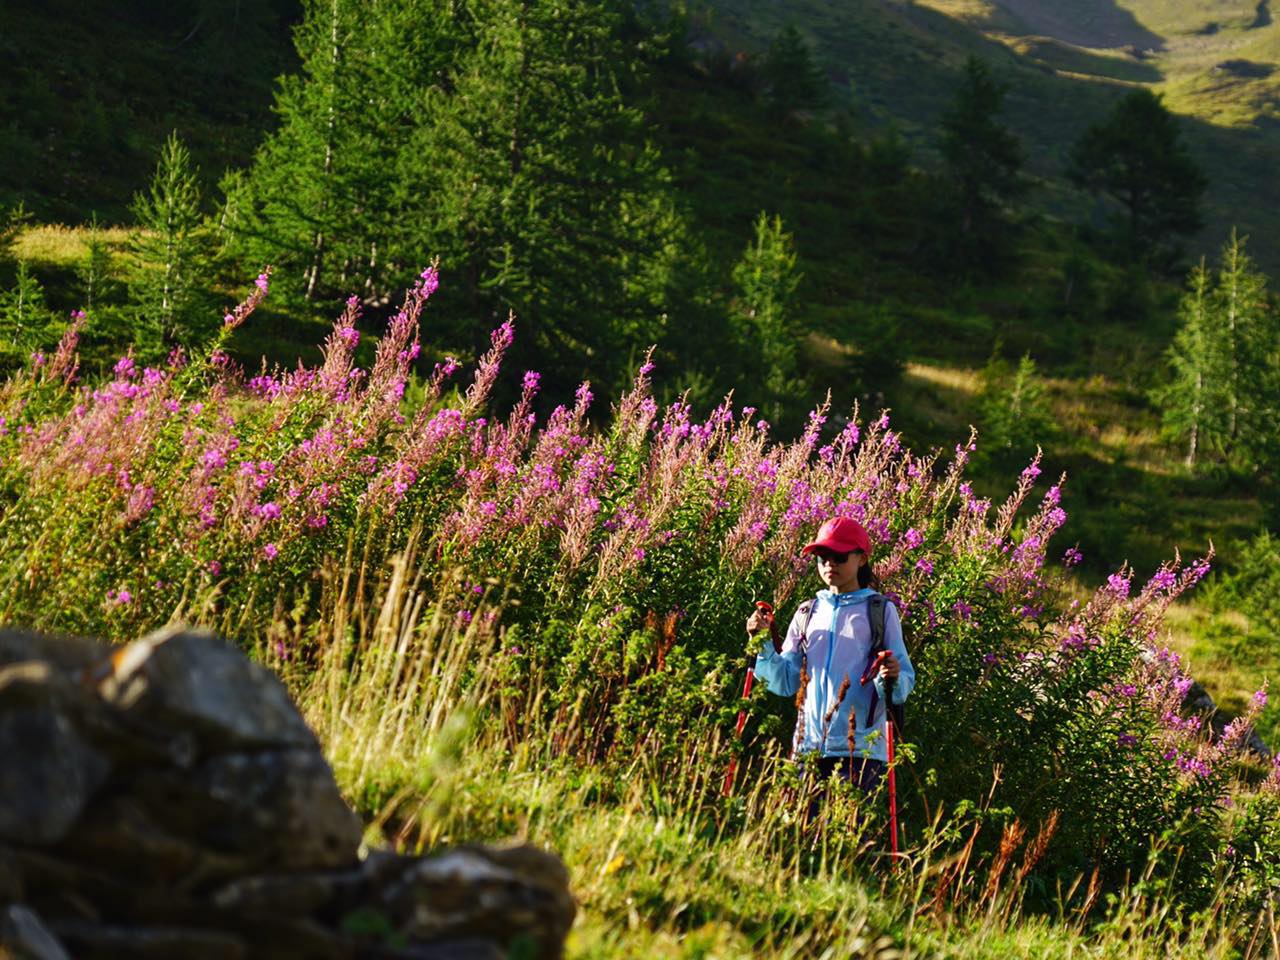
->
<box><xmin>793</xmin><ymin>593</ymin><xmax>906</xmax><ymax>736</ymax></box>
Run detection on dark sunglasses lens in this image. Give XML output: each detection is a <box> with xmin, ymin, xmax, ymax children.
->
<box><xmin>816</xmin><ymin>549</ymin><xmax>849</xmax><ymax>564</ymax></box>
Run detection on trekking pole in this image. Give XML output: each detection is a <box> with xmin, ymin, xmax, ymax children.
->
<box><xmin>861</xmin><ymin>650</ymin><xmax>899</xmax><ymax>862</ymax></box>
<box><xmin>723</xmin><ymin>601</ymin><xmax>773</xmax><ymax>797</ymax></box>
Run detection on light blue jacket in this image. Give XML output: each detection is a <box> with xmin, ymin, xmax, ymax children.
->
<box><xmin>754</xmin><ymin>588</ymin><xmax>914</xmax><ymax>762</ymax></box>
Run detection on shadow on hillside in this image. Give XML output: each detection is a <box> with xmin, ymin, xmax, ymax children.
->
<box><xmin>1010</xmin><ymin>36</ymin><xmax>1162</xmax><ymax>83</ymax></box>
<box><xmin>985</xmin><ymin>0</ymin><xmax>1166</xmax><ymax>53</ymax></box>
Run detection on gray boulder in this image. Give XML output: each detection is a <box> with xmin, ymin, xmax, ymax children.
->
<box><xmin>0</xmin><ymin>627</ymin><xmax>575</xmax><ymax>959</ymax></box>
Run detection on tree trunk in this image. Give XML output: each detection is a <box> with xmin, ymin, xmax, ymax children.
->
<box><xmin>306</xmin><ymin>0</ymin><xmax>341</xmax><ymax>301</ymax></box>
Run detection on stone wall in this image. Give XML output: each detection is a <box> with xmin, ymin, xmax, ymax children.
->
<box><xmin>0</xmin><ymin>626</ymin><xmax>574</xmax><ymax>960</ymax></box>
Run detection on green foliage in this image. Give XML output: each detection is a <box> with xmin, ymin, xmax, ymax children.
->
<box><xmin>228</xmin><ymin>0</ymin><xmax>685</xmax><ymax>397</ymax></box>
<box><xmin>730</xmin><ymin>212</ymin><xmax>801</xmax><ymax>419</ymax></box>
<box><xmin>0</xmin><ymin>261</ymin><xmax>61</xmax><ymax>370</ymax></box>
<box><xmin>936</xmin><ymin>57</ymin><xmax>1025</xmax><ymax>276</ymax></box>
<box><xmin>128</xmin><ymin>133</ymin><xmax>215</xmax><ymax>349</ymax></box>
<box><xmin>225</xmin><ymin>0</ymin><xmax>450</xmax><ymax>307</ymax></box>
<box><xmin>977</xmin><ymin>353</ymin><xmax>1057</xmax><ymax>472</ymax></box>
<box><xmin>0</xmin><ymin>203</ymin><xmax>30</xmax><ymax>268</ymax></box>
<box><xmin>77</xmin><ymin>215</ymin><xmax>118</xmax><ymax>311</ymax></box>
<box><xmin>1154</xmin><ymin>232</ymin><xmax>1280</xmax><ymax>472</ymax></box>
<box><xmin>1069</xmin><ymin>90</ymin><xmax>1209</xmax><ymax>268</ymax></box>
<box><xmin>762</xmin><ymin>26</ymin><xmax>827</xmax><ymax>113</ymax></box>
<box><xmin>1204</xmin><ymin>530</ymin><xmax>1280</xmax><ymax>637</ymax></box>
<box><xmin>414</xmin><ymin>0</ymin><xmax>683</xmax><ymax>394</ymax></box>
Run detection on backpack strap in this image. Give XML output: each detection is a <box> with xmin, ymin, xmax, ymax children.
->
<box><xmin>793</xmin><ymin>599</ymin><xmax>817</xmax><ymax>656</ymax></box>
<box><xmin>867</xmin><ymin>593</ymin><xmax>886</xmax><ymax>657</ymax></box>
<box><xmin>862</xmin><ymin>593</ymin><xmax>905</xmax><ymax>735</ymax></box>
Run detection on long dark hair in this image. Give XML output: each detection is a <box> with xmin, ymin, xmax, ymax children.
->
<box><xmin>856</xmin><ymin>551</ymin><xmax>879</xmax><ymax>591</ymax></box>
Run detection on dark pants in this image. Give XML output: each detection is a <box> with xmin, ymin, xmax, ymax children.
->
<box><xmin>813</xmin><ymin>755</ymin><xmax>885</xmax><ymax>793</ymax></box>
<box><xmin>801</xmin><ymin>755</ymin><xmax>886</xmax><ymax>828</ymax></box>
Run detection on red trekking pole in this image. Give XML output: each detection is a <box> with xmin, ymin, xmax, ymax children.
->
<box><xmin>723</xmin><ymin>601</ymin><xmax>773</xmax><ymax>797</ymax></box>
<box><xmin>861</xmin><ymin>650</ymin><xmax>899</xmax><ymax>861</ymax></box>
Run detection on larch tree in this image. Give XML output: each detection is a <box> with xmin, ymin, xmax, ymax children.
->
<box><xmin>128</xmin><ymin>133</ymin><xmax>211</xmax><ymax>347</ymax></box>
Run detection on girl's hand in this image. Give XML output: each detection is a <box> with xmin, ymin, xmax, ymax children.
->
<box><xmin>746</xmin><ymin>608</ymin><xmax>773</xmax><ymax>637</ymax></box>
<box><xmin>879</xmin><ymin>653</ymin><xmax>901</xmax><ymax>681</ymax></box>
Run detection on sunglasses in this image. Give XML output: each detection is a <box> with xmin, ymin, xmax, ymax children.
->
<box><xmin>812</xmin><ymin>548</ymin><xmax>852</xmax><ymax>565</ymax></box>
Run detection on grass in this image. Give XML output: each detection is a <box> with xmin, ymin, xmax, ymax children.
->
<box><xmin>12</xmin><ymin>223</ymin><xmax>131</xmax><ymax>265</ymax></box>
<box><xmin>292</xmin><ymin>536</ymin><xmax>1273</xmax><ymax>959</ymax></box>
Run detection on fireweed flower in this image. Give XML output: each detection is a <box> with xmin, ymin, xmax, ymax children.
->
<box><xmin>263</xmin><ymin>543</ymin><xmax>279</xmax><ymax>561</ymax></box>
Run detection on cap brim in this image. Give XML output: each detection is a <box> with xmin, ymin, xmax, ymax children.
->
<box><xmin>802</xmin><ymin>537</ymin><xmax>861</xmax><ymax>554</ymax></box>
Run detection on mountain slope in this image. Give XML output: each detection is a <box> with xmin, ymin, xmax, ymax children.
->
<box><xmin>701</xmin><ymin>0</ymin><xmax>1280</xmax><ymax>272</ymax></box>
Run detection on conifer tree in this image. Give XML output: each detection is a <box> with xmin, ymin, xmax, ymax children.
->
<box><xmin>1154</xmin><ymin>260</ymin><xmax>1222</xmax><ymax>467</ymax></box>
<box><xmin>0</xmin><ymin>261</ymin><xmax>58</xmax><ymax>369</ymax></box>
<box><xmin>415</xmin><ymin>0</ymin><xmax>680</xmax><ymax>391</ymax></box>
<box><xmin>731</xmin><ymin>213</ymin><xmax>800</xmax><ymax>414</ymax></box>
<box><xmin>226</xmin><ymin>0</ymin><xmax>449</xmax><ymax>304</ymax></box>
<box><xmin>978</xmin><ymin>352</ymin><xmax>1056</xmax><ymax>470</ymax></box>
<box><xmin>1157</xmin><ymin>232</ymin><xmax>1279</xmax><ymax>471</ymax></box>
<box><xmin>938</xmin><ymin>56</ymin><xmax>1025</xmax><ymax>273</ymax></box>
<box><xmin>128</xmin><ymin>133</ymin><xmax>210</xmax><ymax>346</ymax></box>
<box><xmin>1069</xmin><ymin>90</ymin><xmax>1208</xmax><ymax>267</ymax></box>
<box><xmin>763</xmin><ymin>26</ymin><xmax>827</xmax><ymax>112</ymax></box>
<box><xmin>1216</xmin><ymin>232</ymin><xmax>1280</xmax><ymax>470</ymax></box>
<box><xmin>78</xmin><ymin>215</ymin><xmax>116</xmax><ymax>310</ymax></box>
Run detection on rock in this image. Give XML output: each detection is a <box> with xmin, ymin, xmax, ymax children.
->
<box><xmin>0</xmin><ymin>627</ymin><xmax>575</xmax><ymax>959</ymax></box>
<box><xmin>211</xmin><ymin>869</ymin><xmax>365</xmax><ymax>916</ymax></box>
<box><xmin>134</xmin><ymin>750</ymin><xmax>361</xmax><ymax>874</ymax></box>
<box><xmin>98</xmin><ymin>627</ymin><xmax>317</xmax><ymax>752</ymax></box>
<box><xmin>381</xmin><ymin>844</ymin><xmax>575</xmax><ymax>958</ymax></box>
<box><xmin>0</xmin><ymin>630</ymin><xmax>101</xmax><ymax>673</ymax></box>
<box><xmin>0</xmin><ymin>704</ymin><xmax>108</xmax><ymax>845</ymax></box>
<box><xmin>0</xmin><ymin>845</ymin><xmax>22</xmax><ymax>901</ymax></box>
<box><xmin>48</xmin><ymin>921</ymin><xmax>247</xmax><ymax>960</ymax></box>
<box><xmin>15</xmin><ymin>847</ymin><xmax>130</xmax><ymax>920</ymax></box>
<box><xmin>0</xmin><ymin>905</ymin><xmax>71</xmax><ymax>960</ymax></box>
<box><xmin>57</xmin><ymin>795</ymin><xmax>252</xmax><ymax>894</ymax></box>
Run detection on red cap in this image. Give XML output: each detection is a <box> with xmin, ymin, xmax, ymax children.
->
<box><xmin>802</xmin><ymin>516</ymin><xmax>871</xmax><ymax>556</ymax></box>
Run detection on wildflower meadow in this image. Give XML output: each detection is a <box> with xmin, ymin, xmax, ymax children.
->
<box><xmin>1</xmin><ymin>273</ymin><xmax>1278</xmax><ymax>956</ymax></box>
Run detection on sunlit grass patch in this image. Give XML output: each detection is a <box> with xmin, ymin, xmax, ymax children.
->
<box><xmin>14</xmin><ymin>223</ymin><xmax>130</xmax><ymax>266</ymax></box>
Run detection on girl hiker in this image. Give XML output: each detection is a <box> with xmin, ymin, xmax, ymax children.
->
<box><xmin>745</xmin><ymin>516</ymin><xmax>915</xmax><ymax>799</ymax></box>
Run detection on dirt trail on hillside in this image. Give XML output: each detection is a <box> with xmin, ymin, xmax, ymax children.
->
<box><xmin>992</xmin><ymin>0</ymin><xmax>1166</xmax><ymax>50</ymax></box>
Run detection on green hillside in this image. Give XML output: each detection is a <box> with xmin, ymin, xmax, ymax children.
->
<box><xmin>701</xmin><ymin>0</ymin><xmax>1280</xmax><ymax>272</ymax></box>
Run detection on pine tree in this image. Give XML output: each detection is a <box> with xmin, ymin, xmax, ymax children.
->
<box><xmin>128</xmin><ymin>133</ymin><xmax>210</xmax><ymax>346</ymax></box>
<box><xmin>1216</xmin><ymin>232</ymin><xmax>1280</xmax><ymax>471</ymax></box>
<box><xmin>938</xmin><ymin>56</ymin><xmax>1025</xmax><ymax>274</ymax></box>
<box><xmin>731</xmin><ymin>212</ymin><xmax>800</xmax><ymax>411</ymax></box>
<box><xmin>978</xmin><ymin>352</ymin><xmax>1056</xmax><ymax>470</ymax></box>
<box><xmin>1213</xmin><ymin>230</ymin><xmax>1268</xmax><ymax>445</ymax></box>
<box><xmin>763</xmin><ymin>26</ymin><xmax>827</xmax><ymax>113</ymax></box>
<box><xmin>0</xmin><ymin>261</ymin><xmax>58</xmax><ymax>369</ymax></box>
<box><xmin>1069</xmin><ymin>89</ymin><xmax>1208</xmax><ymax>267</ymax></box>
